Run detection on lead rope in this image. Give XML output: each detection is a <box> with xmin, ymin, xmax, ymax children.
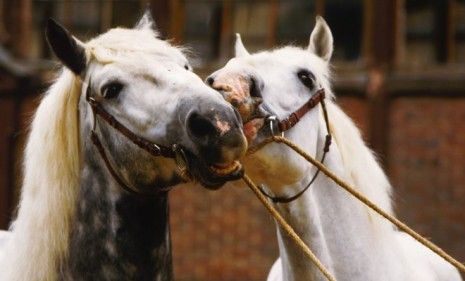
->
<box><xmin>242</xmin><ymin>174</ymin><xmax>337</xmax><ymax>281</ymax></box>
<box><xmin>255</xmin><ymin>135</ymin><xmax>465</xmax><ymax>275</ymax></box>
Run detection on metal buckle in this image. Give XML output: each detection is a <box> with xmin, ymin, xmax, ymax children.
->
<box><xmin>152</xmin><ymin>143</ymin><xmax>161</xmax><ymax>152</ymax></box>
<box><xmin>87</xmin><ymin>96</ymin><xmax>98</xmax><ymax>106</ymax></box>
<box><xmin>267</xmin><ymin>116</ymin><xmax>284</xmax><ymax>137</ymax></box>
<box><xmin>172</xmin><ymin>144</ymin><xmax>191</xmax><ymax>182</ymax></box>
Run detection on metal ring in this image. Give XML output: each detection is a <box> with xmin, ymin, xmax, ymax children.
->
<box><xmin>172</xmin><ymin>144</ymin><xmax>191</xmax><ymax>181</ymax></box>
<box><xmin>267</xmin><ymin>116</ymin><xmax>284</xmax><ymax>137</ymax></box>
<box><xmin>152</xmin><ymin>143</ymin><xmax>161</xmax><ymax>152</ymax></box>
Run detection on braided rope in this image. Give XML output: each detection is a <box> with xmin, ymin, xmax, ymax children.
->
<box><xmin>242</xmin><ymin>174</ymin><xmax>336</xmax><ymax>281</ymax></box>
<box><xmin>267</xmin><ymin>135</ymin><xmax>465</xmax><ymax>274</ymax></box>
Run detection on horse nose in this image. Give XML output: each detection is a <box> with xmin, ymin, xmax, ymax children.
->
<box><xmin>186</xmin><ymin>105</ymin><xmax>246</xmax><ymax>164</ymax></box>
<box><xmin>206</xmin><ymin>74</ymin><xmax>262</xmax><ymax>99</ymax></box>
<box><xmin>206</xmin><ymin>73</ymin><xmax>262</xmax><ymax>122</ymax></box>
<box><xmin>206</xmin><ymin>75</ymin><xmax>215</xmax><ymax>87</ymax></box>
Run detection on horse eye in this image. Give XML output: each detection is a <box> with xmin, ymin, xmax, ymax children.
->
<box><xmin>184</xmin><ymin>64</ymin><xmax>190</xmax><ymax>70</ymax></box>
<box><xmin>101</xmin><ymin>82</ymin><xmax>123</xmax><ymax>99</ymax></box>
<box><xmin>297</xmin><ymin>70</ymin><xmax>315</xmax><ymax>89</ymax></box>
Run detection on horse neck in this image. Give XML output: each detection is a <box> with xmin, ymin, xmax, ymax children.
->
<box><xmin>61</xmin><ymin>143</ymin><xmax>173</xmax><ymax>281</ymax></box>
<box><xmin>274</xmin><ymin>116</ymin><xmax>398</xmax><ymax>281</ymax></box>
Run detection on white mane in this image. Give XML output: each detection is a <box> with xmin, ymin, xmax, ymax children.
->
<box><xmin>0</xmin><ymin>26</ymin><xmax>185</xmax><ymax>281</ymax></box>
<box><xmin>324</xmin><ymin>99</ymin><xmax>394</xmax><ymax>230</ymax></box>
<box><xmin>1</xmin><ymin>69</ymin><xmax>82</xmax><ymax>281</ymax></box>
<box><xmin>85</xmin><ymin>28</ymin><xmax>187</xmax><ymax>66</ymax></box>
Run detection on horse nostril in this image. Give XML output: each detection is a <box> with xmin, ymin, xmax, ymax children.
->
<box><xmin>187</xmin><ymin>112</ymin><xmax>218</xmax><ymax>141</ymax></box>
<box><xmin>230</xmin><ymin>98</ymin><xmax>241</xmax><ymax>108</ymax></box>
<box><xmin>206</xmin><ymin>76</ymin><xmax>214</xmax><ymax>87</ymax></box>
<box><xmin>249</xmin><ymin>76</ymin><xmax>262</xmax><ymax>98</ymax></box>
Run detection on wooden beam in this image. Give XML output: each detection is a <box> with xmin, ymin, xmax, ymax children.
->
<box><xmin>219</xmin><ymin>0</ymin><xmax>233</xmax><ymax>61</ymax></box>
<box><xmin>0</xmin><ymin>0</ymin><xmax>9</xmax><ymax>43</ymax></box>
<box><xmin>150</xmin><ymin>0</ymin><xmax>170</xmax><ymax>39</ymax></box>
<box><xmin>432</xmin><ymin>0</ymin><xmax>459</xmax><ymax>63</ymax></box>
<box><xmin>362</xmin><ymin>0</ymin><xmax>373</xmax><ymax>63</ymax></box>
<box><xmin>266</xmin><ymin>0</ymin><xmax>278</xmax><ymax>48</ymax></box>
<box><xmin>169</xmin><ymin>0</ymin><xmax>185</xmax><ymax>43</ymax></box>
<box><xmin>315</xmin><ymin>0</ymin><xmax>325</xmax><ymax>16</ymax></box>
<box><xmin>62</xmin><ymin>0</ymin><xmax>71</xmax><ymax>29</ymax></box>
<box><xmin>445</xmin><ymin>0</ymin><xmax>457</xmax><ymax>63</ymax></box>
<box><xmin>14</xmin><ymin>0</ymin><xmax>32</xmax><ymax>59</ymax></box>
<box><xmin>363</xmin><ymin>0</ymin><xmax>403</xmax><ymax>165</ymax></box>
<box><xmin>0</xmin><ymin>96</ymin><xmax>17</xmax><ymax>229</ymax></box>
<box><xmin>100</xmin><ymin>0</ymin><xmax>113</xmax><ymax>33</ymax></box>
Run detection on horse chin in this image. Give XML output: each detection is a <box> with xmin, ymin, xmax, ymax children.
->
<box><xmin>183</xmin><ymin>150</ymin><xmax>244</xmax><ymax>189</ymax></box>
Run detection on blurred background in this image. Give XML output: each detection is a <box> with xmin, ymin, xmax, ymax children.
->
<box><xmin>0</xmin><ymin>0</ymin><xmax>464</xmax><ymax>280</ymax></box>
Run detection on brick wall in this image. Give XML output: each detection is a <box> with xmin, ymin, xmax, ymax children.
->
<box><xmin>169</xmin><ymin>96</ymin><xmax>465</xmax><ymax>280</ymax></box>
<box><xmin>170</xmin><ymin>183</ymin><xmax>278</xmax><ymax>281</ymax></box>
<box><xmin>389</xmin><ymin>98</ymin><xmax>465</xmax><ymax>265</ymax></box>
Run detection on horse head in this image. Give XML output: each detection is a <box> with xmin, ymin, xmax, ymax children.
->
<box><xmin>46</xmin><ymin>12</ymin><xmax>247</xmax><ymax>190</ymax></box>
<box><xmin>207</xmin><ymin>16</ymin><xmax>334</xmax><ymax>187</ymax></box>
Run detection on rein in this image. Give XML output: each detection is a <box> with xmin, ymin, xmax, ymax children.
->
<box><xmin>85</xmin><ymin>83</ymin><xmax>189</xmax><ymax>196</ymax></box>
<box><xmin>241</xmin><ymin>90</ymin><xmax>465</xmax><ymax>278</ymax></box>
<box><xmin>245</xmin><ymin>135</ymin><xmax>465</xmax><ymax>279</ymax></box>
<box><xmin>257</xmin><ymin>88</ymin><xmax>332</xmax><ymax>203</ymax></box>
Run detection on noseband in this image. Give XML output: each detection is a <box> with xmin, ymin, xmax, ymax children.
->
<box><xmin>85</xmin><ymin>83</ymin><xmax>190</xmax><ymax>196</ymax></box>
<box><xmin>258</xmin><ymin>88</ymin><xmax>332</xmax><ymax>203</ymax></box>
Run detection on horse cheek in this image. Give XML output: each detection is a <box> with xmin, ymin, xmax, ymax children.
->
<box><xmin>243</xmin><ymin>152</ymin><xmax>303</xmax><ymax>187</ymax></box>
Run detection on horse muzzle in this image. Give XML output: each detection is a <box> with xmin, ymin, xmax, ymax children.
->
<box><xmin>206</xmin><ymin>72</ymin><xmax>270</xmax><ymax>144</ymax></box>
<box><xmin>182</xmin><ymin>98</ymin><xmax>248</xmax><ymax>188</ymax></box>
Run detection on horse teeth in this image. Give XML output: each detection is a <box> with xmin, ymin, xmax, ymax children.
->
<box><xmin>210</xmin><ymin>161</ymin><xmax>240</xmax><ymax>175</ymax></box>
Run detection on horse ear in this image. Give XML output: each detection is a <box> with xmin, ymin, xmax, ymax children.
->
<box><xmin>46</xmin><ymin>18</ymin><xmax>86</xmax><ymax>75</ymax></box>
<box><xmin>308</xmin><ymin>16</ymin><xmax>333</xmax><ymax>61</ymax></box>
<box><xmin>135</xmin><ymin>8</ymin><xmax>156</xmax><ymax>31</ymax></box>
<box><xmin>235</xmin><ymin>33</ymin><xmax>250</xmax><ymax>58</ymax></box>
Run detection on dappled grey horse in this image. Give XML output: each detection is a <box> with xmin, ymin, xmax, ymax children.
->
<box><xmin>0</xmin><ymin>11</ymin><xmax>246</xmax><ymax>281</ymax></box>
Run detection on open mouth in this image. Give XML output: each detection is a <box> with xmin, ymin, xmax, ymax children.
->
<box><xmin>243</xmin><ymin>118</ymin><xmax>266</xmax><ymax>143</ymax></box>
<box><xmin>240</xmin><ymin>102</ymin><xmax>275</xmax><ymax>146</ymax></box>
<box><xmin>182</xmin><ymin>149</ymin><xmax>244</xmax><ymax>189</ymax></box>
<box><xmin>209</xmin><ymin>160</ymin><xmax>242</xmax><ymax>176</ymax></box>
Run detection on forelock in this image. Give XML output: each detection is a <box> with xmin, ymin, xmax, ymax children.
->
<box><xmin>84</xmin><ymin>27</ymin><xmax>187</xmax><ymax>65</ymax></box>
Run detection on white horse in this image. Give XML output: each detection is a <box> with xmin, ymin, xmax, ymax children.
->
<box><xmin>208</xmin><ymin>16</ymin><xmax>461</xmax><ymax>281</ymax></box>
<box><xmin>0</xmin><ymin>11</ymin><xmax>246</xmax><ymax>281</ymax></box>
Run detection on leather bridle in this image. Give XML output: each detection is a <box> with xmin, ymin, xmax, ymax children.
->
<box><xmin>258</xmin><ymin>88</ymin><xmax>332</xmax><ymax>203</ymax></box>
<box><xmin>85</xmin><ymin>83</ymin><xmax>190</xmax><ymax>196</ymax></box>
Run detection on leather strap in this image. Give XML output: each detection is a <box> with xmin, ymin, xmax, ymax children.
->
<box><xmin>278</xmin><ymin>88</ymin><xmax>325</xmax><ymax>132</ymax></box>
<box><xmin>91</xmin><ymin>132</ymin><xmax>172</xmax><ymax>195</ymax></box>
<box><xmin>85</xmin><ymin>83</ymin><xmax>177</xmax><ymax>196</ymax></box>
<box><xmin>85</xmin><ymin>84</ymin><xmax>175</xmax><ymax>159</ymax></box>
<box><xmin>258</xmin><ymin>88</ymin><xmax>332</xmax><ymax>204</ymax></box>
